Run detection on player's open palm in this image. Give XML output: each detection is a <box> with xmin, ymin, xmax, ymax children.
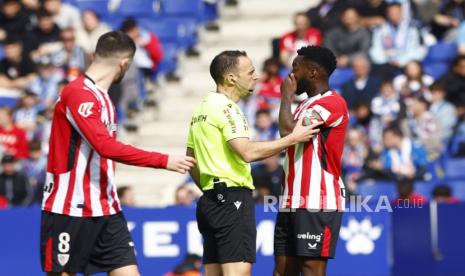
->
<box><xmin>291</xmin><ymin>117</ymin><xmax>322</xmax><ymax>143</ymax></box>
<box><xmin>166</xmin><ymin>155</ymin><xmax>196</xmax><ymax>173</ymax></box>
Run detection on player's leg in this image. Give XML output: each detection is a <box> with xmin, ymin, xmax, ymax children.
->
<box><xmin>108</xmin><ymin>264</ymin><xmax>140</xmax><ymax>276</ymax></box>
<box><xmin>273</xmin><ymin>256</ymin><xmax>299</xmax><ymax>276</ymax></box>
<box><xmin>204</xmin><ymin>263</ymin><xmax>223</xmax><ymax>276</ymax></box>
<box><xmin>299</xmin><ymin>257</ymin><xmax>327</xmax><ymax>276</ymax></box>
<box><xmin>221</xmin><ymin>261</ymin><xmax>252</xmax><ymax>276</ymax></box>
<box><xmin>46</xmin><ymin>273</ymin><xmax>75</xmax><ymax>276</ymax></box>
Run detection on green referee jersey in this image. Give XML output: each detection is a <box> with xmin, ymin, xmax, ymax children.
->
<box><xmin>187</xmin><ymin>92</ymin><xmax>254</xmax><ymax>191</ymax></box>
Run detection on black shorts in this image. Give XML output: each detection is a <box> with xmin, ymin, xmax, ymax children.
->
<box><xmin>40</xmin><ymin>211</ymin><xmax>137</xmax><ymax>274</ymax></box>
<box><xmin>274</xmin><ymin>209</ymin><xmax>343</xmax><ymax>258</ymax></box>
<box><xmin>196</xmin><ymin>187</ymin><xmax>256</xmax><ymax>264</ymax></box>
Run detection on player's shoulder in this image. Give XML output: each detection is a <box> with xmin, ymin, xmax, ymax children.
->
<box><xmin>314</xmin><ymin>91</ymin><xmax>348</xmax><ymax>108</ymax></box>
<box><xmin>61</xmin><ymin>76</ymin><xmax>100</xmax><ymax>104</ymax></box>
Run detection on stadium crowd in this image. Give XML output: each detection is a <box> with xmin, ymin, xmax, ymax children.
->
<box><xmin>1</xmin><ymin>0</ymin><xmax>464</xmax><ymax>208</ymax></box>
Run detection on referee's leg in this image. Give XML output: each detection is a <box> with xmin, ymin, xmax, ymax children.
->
<box><xmin>221</xmin><ymin>262</ymin><xmax>252</xmax><ymax>276</ymax></box>
<box><xmin>108</xmin><ymin>265</ymin><xmax>140</xmax><ymax>276</ymax></box>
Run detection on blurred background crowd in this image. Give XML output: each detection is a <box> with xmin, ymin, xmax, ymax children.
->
<box><xmin>0</xmin><ymin>0</ymin><xmax>464</xmax><ymax>213</ymax></box>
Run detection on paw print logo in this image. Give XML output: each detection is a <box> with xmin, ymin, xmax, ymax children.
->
<box><xmin>339</xmin><ymin>217</ymin><xmax>383</xmax><ymax>255</ymax></box>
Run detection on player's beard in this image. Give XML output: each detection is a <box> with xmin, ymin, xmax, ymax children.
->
<box><xmin>112</xmin><ymin>66</ymin><xmax>127</xmax><ymax>84</ymax></box>
<box><xmin>296</xmin><ymin>77</ymin><xmax>311</xmax><ymax>95</ymax></box>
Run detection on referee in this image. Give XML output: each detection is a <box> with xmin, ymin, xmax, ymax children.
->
<box><xmin>186</xmin><ymin>50</ymin><xmax>322</xmax><ymax>276</ymax></box>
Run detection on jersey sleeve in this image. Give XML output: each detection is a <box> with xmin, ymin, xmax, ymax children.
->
<box><xmin>186</xmin><ymin>124</ymin><xmax>194</xmax><ymax>149</ymax></box>
<box><xmin>307</xmin><ymin>96</ymin><xmax>347</xmax><ymax>128</ymax></box>
<box><xmin>217</xmin><ymin>104</ymin><xmax>250</xmax><ymax>142</ymax></box>
<box><xmin>65</xmin><ymin>90</ymin><xmax>168</xmax><ymax>168</ymax></box>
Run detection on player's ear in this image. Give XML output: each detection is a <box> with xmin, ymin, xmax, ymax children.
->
<box><xmin>120</xmin><ymin>57</ymin><xmax>131</xmax><ymax>70</ymax></box>
<box><xmin>225</xmin><ymin>73</ymin><xmax>236</xmax><ymax>86</ymax></box>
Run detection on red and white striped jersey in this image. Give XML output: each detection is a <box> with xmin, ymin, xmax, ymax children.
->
<box><xmin>281</xmin><ymin>90</ymin><xmax>349</xmax><ymax>211</ymax></box>
<box><xmin>42</xmin><ymin>76</ymin><xmax>169</xmax><ymax>217</ymax></box>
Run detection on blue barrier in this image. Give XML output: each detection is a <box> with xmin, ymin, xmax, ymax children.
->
<box><xmin>0</xmin><ymin>203</ymin><xmax>464</xmax><ymax>275</ymax></box>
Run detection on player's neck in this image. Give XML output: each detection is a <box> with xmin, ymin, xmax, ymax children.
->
<box><xmin>85</xmin><ymin>63</ymin><xmax>117</xmax><ymax>90</ymax></box>
<box><xmin>216</xmin><ymin>85</ymin><xmax>240</xmax><ymax>103</ymax></box>
<box><xmin>307</xmin><ymin>82</ymin><xmax>330</xmax><ymax>98</ymax></box>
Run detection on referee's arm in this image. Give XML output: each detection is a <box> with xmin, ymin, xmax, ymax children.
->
<box><xmin>228</xmin><ymin>118</ymin><xmax>322</xmax><ymax>163</ymax></box>
<box><xmin>186</xmin><ymin>147</ymin><xmax>201</xmax><ymax>189</ymax></box>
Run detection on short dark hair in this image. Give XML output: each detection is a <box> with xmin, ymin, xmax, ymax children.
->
<box><xmin>430</xmin><ymin>80</ymin><xmax>445</xmax><ymax>92</ymax></box>
<box><xmin>297</xmin><ymin>46</ymin><xmax>337</xmax><ymax>76</ymax></box>
<box><xmin>36</xmin><ymin>9</ymin><xmax>53</xmax><ymax>19</ymax></box>
<box><xmin>383</xmin><ymin>125</ymin><xmax>403</xmax><ymax>137</ymax></box>
<box><xmin>120</xmin><ymin>17</ymin><xmax>138</xmax><ymax>33</ymax></box>
<box><xmin>432</xmin><ymin>185</ymin><xmax>452</xmax><ymax>198</ymax></box>
<box><xmin>28</xmin><ymin>140</ymin><xmax>42</xmax><ymax>151</ymax></box>
<box><xmin>95</xmin><ymin>31</ymin><xmax>136</xmax><ymax>59</ymax></box>
<box><xmin>117</xmin><ymin>186</ymin><xmax>132</xmax><ymax>198</ymax></box>
<box><xmin>209</xmin><ymin>50</ymin><xmax>247</xmax><ymax>84</ymax></box>
<box><xmin>453</xmin><ymin>55</ymin><xmax>465</xmax><ymax>67</ymax></box>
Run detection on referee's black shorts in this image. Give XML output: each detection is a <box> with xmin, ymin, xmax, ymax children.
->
<box><xmin>196</xmin><ymin>187</ymin><xmax>256</xmax><ymax>264</ymax></box>
<box><xmin>274</xmin><ymin>209</ymin><xmax>343</xmax><ymax>258</ymax></box>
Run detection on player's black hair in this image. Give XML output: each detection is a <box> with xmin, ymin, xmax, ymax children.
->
<box><xmin>3</xmin><ymin>35</ymin><xmax>22</xmax><ymax>46</ymax></box>
<box><xmin>432</xmin><ymin>185</ymin><xmax>452</xmax><ymax>198</ymax></box>
<box><xmin>210</xmin><ymin>50</ymin><xmax>247</xmax><ymax>84</ymax></box>
<box><xmin>36</xmin><ymin>9</ymin><xmax>53</xmax><ymax>19</ymax></box>
<box><xmin>430</xmin><ymin>80</ymin><xmax>445</xmax><ymax>92</ymax></box>
<box><xmin>95</xmin><ymin>31</ymin><xmax>136</xmax><ymax>59</ymax></box>
<box><xmin>297</xmin><ymin>46</ymin><xmax>337</xmax><ymax>77</ymax></box>
<box><xmin>120</xmin><ymin>17</ymin><xmax>138</xmax><ymax>33</ymax></box>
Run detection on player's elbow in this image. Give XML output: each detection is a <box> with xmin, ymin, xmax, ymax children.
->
<box><xmin>238</xmin><ymin>151</ymin><xmax>254</xmax><ymax>163</ymax></box>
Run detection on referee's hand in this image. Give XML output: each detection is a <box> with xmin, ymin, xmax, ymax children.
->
<box><xmin>290</xmin><ymin>117</ymin><xmax>323</xmax><ymax>143</ymax></box>
<box><xmin>166</xmin><ymin>155</ymin><xmax>196</xmax><ymax>174</ymax></box>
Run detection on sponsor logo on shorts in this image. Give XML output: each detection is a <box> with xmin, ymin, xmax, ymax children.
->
<box><xmin>57</xmin><ymin>253</ymin><xmax>69</xmax><ymax>266</ymax></box>
<box><xmin>307</xmin><ymin>243</ymin><xmax>318</xmax><ymax>250</ymax></box>
<box><xmin>297</xmin><ymin>232</ymin><xmax>323</xmax><ymax>242</ymax></box>
<box><xmin>234</xmin><ymin>201</ymin><xmax>242</xmax><ymax>210</ymax></box>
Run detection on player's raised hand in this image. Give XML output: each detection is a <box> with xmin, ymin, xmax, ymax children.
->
<box><xmin>281</xmin><ymin>73</ymin><xmax>297</xmax><ymax>97</ymax></box>
<box><xmin>290</xmin><ymin>117</ymin><xmax>323</xmax><ymax>143</ymax></box>
<box><xmin>166</xmin><ymin>155</ymin><xmax>196</xmax><ymax>173</ymax></box>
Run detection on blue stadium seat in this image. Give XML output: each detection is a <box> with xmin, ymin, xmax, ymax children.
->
<box><xmin>139</xmin><ymin>17</ymin><xmax>197</xmax><ymax>49</ymax></box>
<box><xmin>0</xmin><ymin>46</ymin><xmax>4</xmax><ymax>60</ymax></box>
<box><xmin>74</xmin><ymin>0</ymin><xmax>111</xmax><ymax>18</ymax></box>
<box><xmin>160</xmin><ymin>0</ymin><xmax>203</xmax><ymax>21</ymax></box>
<box><xmin>329</xmin><ymin>68</ymin><xmax>354</xmax><ymax>91</ymax></box>
<box><xmin>424</xmin><ymin>42</ymin><xmax>458</xmax><ymax>63</ymax></box>
<box><xmin>450</xmin><ymin>181</ymin><xmax>465</xmax><ymax>200</ymax></box>
<box><xmin>156</xmin><ymin>42</ymin><xmax>178</xmax><ymax>75</ymax></box>
<box><xmin>111</xmin><ymin>0</ymin><xmax>161</xmax><ymax>17</ymax></box>
<box><xmin>414</xmin><ymin>181</ymin><xmax>438</xmax><ymax>200</ymax></box>
<box><xmin>444</xmin><ymin>158</ymin><xmax>465</xmax><ymax>179</ymax></box>
<box><xmin>357</xmin><ymin>180</ymin><xmax>397</xmax><ymax>200</ymax></box>
<box><xmin>0</xmin><ymin>97</ymin><xmax>19</xmax><ymax>108</ymax></box>
<box><xmin>423</xmin><ymin>61</ymin><xmax>450</xmax><ymax>80</ymax></box>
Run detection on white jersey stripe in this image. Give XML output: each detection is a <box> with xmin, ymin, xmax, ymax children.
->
<box><xmin>308</xmin><ymin>137</ymin><xmax>321</xmax><ymax>209</ymax></box>
<box><xmin>324</xmin><ymin>170</ymin><xmax>337</xmax><ymax>210</ymax></box>
<box><xmin>281</xmin><ymin>152</ymin><xmax>290</xmax><ymax>208</ymax></box>
<box><xmin>68</xmin><ymin>142</ymin><xmax>91</xmax><ymax>217</ymax></box>
<box><xmin>51</xmin><ymin>172</ymin><xmax>70</xmax><ymax>213</ymax></box>
<box><xmin>291</xmin><ymin>143</ymin><xmax>304</xmax><ymax>207</ymax></box>
<box><xmin>42</xmin><ymin>173</ymin><xmax>54</xmax><ymax>209</ymax></box>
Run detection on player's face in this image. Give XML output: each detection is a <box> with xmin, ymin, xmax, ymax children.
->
<box><xmin>234</xmin><ymin>56</ymin><xmax>258</xmax><ymax>98</ymax></box>
<box><xmin>292</xmin><ymin>56</ymin><xmax>312</xmax><ymax>95</ymax></box>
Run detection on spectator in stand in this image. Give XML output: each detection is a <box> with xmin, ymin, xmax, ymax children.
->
<box><xmin>430</xmin><ymin>81</ymin><xmax>457</xmax><ymax>141</ymax></box>
<box><xmin>0</xmin><ymin>155</ymin><xmax>31</xmax><ymax>206</ymax></box>
<box><xmin>251</xmin><ymin>154</ymin><xmax>282</xmax><ymax>199</ymax></box>
<box><xmin>28</xmin><ymin>55</ymin><xmax>63</xmax><ymax>111</ymax></box>
<box><xmin>14</xmin><ymin>90</ymin><xmax>40</xmax><ymax>140</ymax></box>
<box><xmin>21</xmin><ymin>140</ymin><xmax>46</xmax><ymax>204</ymax></box>
<box><xmin>432</xmin><ymin>184</ymin><xmax>460</xmax><ymax>203</ymax></box>
<box><xmin>51</xmin><ymin>27</ymin><xmax>87</xmax><ymax>81</ymax></box>
<box><xmin>0</xmin><ymin>37</ymin><xmax>36</xmax><ymax>90</ymax></box>
<box><xmin>76</xmin><ymin>10</ymin><xmax>112</xmax><ymax>55</ymax></box>
<box><xmin>279</xmin><ymin>12</ymin><xmax>322</xmax><ymax>68</ymax></box>
<box><xmin>431</xmin><ymin>0</ymin><xmax>465</xmax><ymax>41</ymax></box>
<box><xmin>353</xmin><ymin>0</ymin><xmax>387</xmax><ymax>28</ymax></box>
<box><xmin>393</xmin><ymin>60</ymin><xmax>434</xmax><ymax>99</ymax></box>
<box><xmin>379</xmin><ymin>126</ymin><xmax>428</xmax><ymax>180</ymax></box>
<box><xmin>305</xmin><ymin>0</ymin><xmax>347</xmax><ymax>34</ymax></box>
<box><xmin>0</xmin><ymin>0</ymin><xmax>32</xmax><ymax>42</ymax></box>
<box><xmin>42</xmin><ymin>0</ymin><xmax>82</xmax><ymax>30</ymax></box>
<box><xmin>324</xmin><ymin>7</ymin><xmax>371</xmax><ymax>67</ymax></box>
<box><xmin>370</xmin><ymin>79</ymin><xmax>403</xmax><ymax>150</ymax></box>
<box><xmin>342</xmin><ymin>128</ymin><xmax>368</xmax><ymax>193</ymax></box>
<box><xmin>175</xmin><ymin>185</ymin><xmax>197</xmax><ymax>207</ymax></box>
<box><xmin>162</xmin><ymin>254</ymin><xmax>202</xmax><ymax>276</ymax></box>
<box><xmin>406</xmin><ymin>95</ymin><xmax>442</xmax><ymax>160</ymax></box>
<box><xmin>116</xmin><ymin>186</ymin><xmax>136</xmax><ymax>207</ymax></box>
<box><xmin>0</xmin><ymin>107</ymin><xmax>29</xmax><ymax>159</ymax></box>
<box><xmin>22</xmin><ymin>0</ymin><xmax>41</xmax><ymax>14</ymax></box>
<box><xmin>458</xmin><ymin>21</ymin><xmax>465</xmax><ymax>55</ymax></box>
<box><xmin>393</xmin><ymin>178</ymin><xmax>427</xmax><ymax>206</ymax></box>
<box><xmin>121</xmin><ymin>18</ymin><xmax>164</xmax><ymax>74</ymax></box>
<box><xmin>251</xmin><ymin>109</ymin><xmax>279</xmax><ymax>142</ymax></box>
<box><xmin>349</xmin><ymin>102</ymin><xmax>373</xmax><ymax>132</ymax></box>
<box><xmin>28</xmin><ymin>9</ymin><xmax>62</xmax><ymax>61</ymax></box>
<box><xmin>34</xmin><ymin>101</ymin><xmax>55</xmax><ymax>154</ymax></box>
<box><xmin>342</xmin><ymin>55</ymin><xmax>382</xmax><ymax>111</ymax></box>
<box><xmin>369</xmin><ymin>2</ymin><xmax>426</xmax><ymax>78</ymax></box>
<box><xmin>256</xmin><ymin>58</ymin><xmax>282</xmax><ymax>119</ymax></box>
<box><xmin>442</xmin><ymin>55</ymin><xmax>465</xmax><ymax>112</ymax></box>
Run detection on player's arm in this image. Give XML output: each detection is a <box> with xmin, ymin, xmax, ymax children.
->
<box><xmin>66</xmin><ymin>92</ymin><xmax>194</xmax><ymax>173</ymax></box>
<box><xmin>279</xmin><ymin>73</ymin><xmax>298</xmax><ymax>137</ymax></box>
<box><xmin>186</xmin><ymin>147</ymin><xmax>201</xmax><ymax>189</ymax></box>
<box><xmin>228</xmin><ymin>117</ymin><xmax>321</xmax><ymax>163</ymax></box>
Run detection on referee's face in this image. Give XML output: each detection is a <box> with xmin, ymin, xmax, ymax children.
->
<box><xmin>234</xmin><ymin>56</ymin><xmax>258</xmax><ymax>99</ymax></box>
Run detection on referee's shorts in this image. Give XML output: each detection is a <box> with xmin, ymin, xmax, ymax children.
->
<box><xmin>196</xmin><ymin>187</ymin><xmax>256</xmax><ymax>264</ymax></box>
